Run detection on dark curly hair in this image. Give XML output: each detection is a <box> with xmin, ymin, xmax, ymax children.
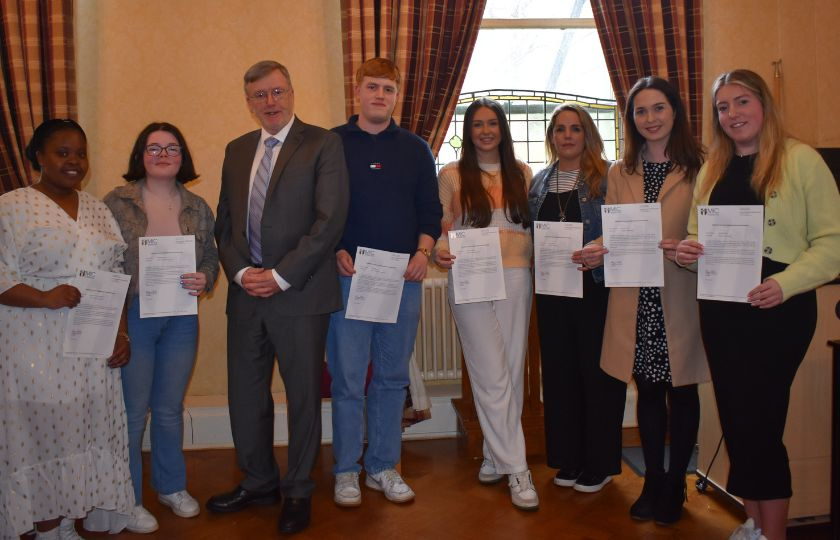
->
<box><xmin>25</xmin><ymin>119</ymin><xmax>86</xmax><ymax>172</ymax></box>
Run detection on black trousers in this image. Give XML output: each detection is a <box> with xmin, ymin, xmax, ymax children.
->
<box><xmin>537</xmin><ymin>274</ymin><xmax>627</xmax><ymax>475</ymax></box>
<box><xmin>700</xmin><ymin>278</ymin><xmax>816</xmax><ymax>500</ymax></box>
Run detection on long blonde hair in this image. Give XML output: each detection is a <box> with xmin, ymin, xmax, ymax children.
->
<box><xmin>700</xmin><ymin>69</ymin><xmax>786</xmax><ymax>201</ymax></box>
<box><xmin>544</xmin><ymin>104</ymin><xmax>608</xmax><ymax>198</ymax></box>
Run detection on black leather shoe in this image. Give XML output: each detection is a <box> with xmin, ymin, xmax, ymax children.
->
<box><xmin>278</xmin><ymin>497</ymin><xmax>311</xmax><ymax>535</ymax></box>
<box><xmin>205</xmin><ymin>485</ymin><xmax>280</xmax><ymax>513</ymax></box>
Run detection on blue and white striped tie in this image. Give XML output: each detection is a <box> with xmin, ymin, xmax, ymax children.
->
<box><xmin>248</xmin><ymin>136</ymin><xmax>280</xmax><ymax>265</ymax></box>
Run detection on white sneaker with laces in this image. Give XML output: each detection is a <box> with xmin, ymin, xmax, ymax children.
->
<box><xmin>126</xmin><ymin>505</ymin><xmax>159</xmax><ymax>534</ymax></box>
<box><xmin>365</xmin><ymin>468</ymin><xmax>415</xmax><ymax>503</ymax></box>
<box><xmin>158</xmin><ymin>490</ymin><xmax>200</xmax><ymax>518</ymax></box>
<box><xmin>334</xmin><ymin>472</ymin><xmax>362</xmax><ymax>507</ymax></box>
<box><xmin>478</xmin><ymin>458</ymin><xmax>504</xmax><ymax>484</ymax></box>
<box><xmin>58</xmin><ymin>518</ymin><xmax>85</xmax><ymax>540</ymax></box>
<box><xmin>508</xmin><ymin>470</ymin><xmax>539</xmax><ymax>511</ymax></box>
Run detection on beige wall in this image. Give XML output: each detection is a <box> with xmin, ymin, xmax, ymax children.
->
<box><xmin>75</xmin><ymin>0</ymin><xmax>345</xmax><ymax>396</ymax></box>
<box><xmin>703</xmin><ymin>0</ymin><xmax>840</xmax><ymax>147</ymax></box>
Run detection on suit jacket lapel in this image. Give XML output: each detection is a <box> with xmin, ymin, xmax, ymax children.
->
<box><xmin>266</xmin><ymin>121</ymin><xmax>305</xmax><ymax>201</ymax></box>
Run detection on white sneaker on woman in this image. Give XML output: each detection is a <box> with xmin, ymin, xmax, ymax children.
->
<box><xmin>729</xmin><ymin>518</ymin><xmax>768</xmax><ymax>540</ymax></box>
<box><xmin>478</xmin><ymin>458</ymin><xmax>504</xmax><ymax>484</ymax></box>
<box><xmin>58</xmin><ymin>518</ymin><xmax>86</xmax><ymax>540</ymax></box>
<box><xmin>508</xmin><ymin>470</ymin><xmax>539</xmax><ymax>511</ymax></box>
<box><xmin>34</xmin><ymin>527</ymin><xmax>59</xmax><ymax>540</ymax></box>
<box><xmin>126</xmin><ymin>505</ymin><xmax>159</xmax><ymax>534</ymax></box>
<box><xmin>158</xmin><ymin>490</ymin><xmax>200</xmax><ymax>518</ymax></box>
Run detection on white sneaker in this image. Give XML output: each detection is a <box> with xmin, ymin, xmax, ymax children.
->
<box><xmin>34</xmin><ymin>528</ymin><xmax>59</xmax><ymax>540</ymax></box>
<box><xmin>126</xmin><ymin>505</ymin><xmax>159</xmax><ymax>534</ymax></box>
<box><xmin>158</xmin><ymin>490</ymin><xmax>200</xmax><ymax>518</ymax></box>
<box><xmin>729</xmin><ymin>518</ymin><xmax>768</xmax><ymax>540</ymax></box>
<box><xmin>58</xmin><ymin>518</ymin><xmax>86</xmax><ymax>540</ymax></box>
<box><xmin>365</xmin><ymin>469</ymin><xmax>415</xmax><ymax>503</ymax></box>
<box><xmin>508</xmin><ymin>470</ymin><xmax>539</xmax><ymax>511</ymax></box>
<box><xmin>334</xmin><ymin>472</ymin><xmax>362</xmax><ymax>507</ymax></box>
<box><xmin>478</xmin><ymin>458</ymin><xmax>504</xmax><ymax>484</ymax></box>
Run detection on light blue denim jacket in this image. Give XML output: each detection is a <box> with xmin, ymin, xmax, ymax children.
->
<box><xmin>528</xmin><ymin>162</ymin><xmax>610</xmax><ymax>283</ymax></box>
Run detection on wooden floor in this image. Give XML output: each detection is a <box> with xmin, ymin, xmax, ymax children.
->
<box><xmin>70</xmin><ymin>439</ymin><xmax>829</xmax><ymax>540</ymax></box>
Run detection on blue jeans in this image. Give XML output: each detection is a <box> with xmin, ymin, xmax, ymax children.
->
<box><xmin>327</xmin><ymin>277</ymin><xmax>422</xmax><ymax>475</ymax></box>
<box><xmin>123</xmin><ymin>297</ymin><xmax>198</xmax><ymax>501</ymax></box>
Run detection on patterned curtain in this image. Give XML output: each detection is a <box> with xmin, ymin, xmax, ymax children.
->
<box><xmin>0</xmin><ymin>0</ymin><xmax>76</xmax><ymax>195</ymax></box>
<box><xmin>591</xmin><ymin>0</ymin><xmax>703</xmax><ymax>138</ymax></box>
<box><xmin>340</xmin><ymin>0</ymin><xmax>486</xmax><ymax>155</ymax></box>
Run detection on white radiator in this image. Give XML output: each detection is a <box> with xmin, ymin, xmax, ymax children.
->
<box><xmin>411</xmin><ymin>278</ymin><xmax>462</xmax><ymax>381</ymax></box>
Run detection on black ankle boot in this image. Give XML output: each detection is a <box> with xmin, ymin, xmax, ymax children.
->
<box><xmin>654</xmin><ymin>472</ymin><xmax>687</xmax><ymax>525</ymax></box>
<box><xmin>629</xmin><ymin>470</ymin><xmax>664</xmax><ymax>521</ymax></box>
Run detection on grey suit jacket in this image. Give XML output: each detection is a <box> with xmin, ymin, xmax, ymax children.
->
<box><xmin>215</xmin><ymin>118</ymin><xmax>349</xmax><ymax>316</ymax></box>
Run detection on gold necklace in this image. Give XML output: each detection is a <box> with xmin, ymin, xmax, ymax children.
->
<box><xmin>553</xmin><ymin>170</ymin><xmax>581</xmax><ymax>222</ymax></box>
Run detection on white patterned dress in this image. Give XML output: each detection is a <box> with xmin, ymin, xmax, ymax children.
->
<box><xmin>0</xmin><ymin>187</ymin><xmax>134</xmax><ymax>538</ymax></box>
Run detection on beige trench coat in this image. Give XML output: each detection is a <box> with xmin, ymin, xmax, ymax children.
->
<box><xmin>598</xmin><ymin>162</ymin><xmax>709</xmax><ymax>387</ymax></box>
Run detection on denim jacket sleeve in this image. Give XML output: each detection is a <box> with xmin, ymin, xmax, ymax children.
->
<box><xmin>577</xmin><ymin>168</ymin><xmax>609</xmax><ymax>283</ymax></box>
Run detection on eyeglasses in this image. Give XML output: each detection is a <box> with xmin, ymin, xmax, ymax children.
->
<box><xmin>145</xmin><ymin>144</ymin><xmax>182</xmax><ymax>157</ymax></box>
<box><xmin>248</xmin><ymin>87</ymin><xmax>292</xmax><ymax>102</ymax></box>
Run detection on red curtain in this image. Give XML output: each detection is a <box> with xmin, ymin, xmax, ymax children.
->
<box><xmin>0</xmin><ymin>0</ymin><xmax>76</xmax><ymax>194</ymax></box>
<box><xmin>340</xmin><ymin>0</ymin><xmax>486</xmax><ymax>155</ymax></box>
<box><xmin>591</xmin><ymin>0</ymin><xmax>703</xmax><ymax>138</ymax></box>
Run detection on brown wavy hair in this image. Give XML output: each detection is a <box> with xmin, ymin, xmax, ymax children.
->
<box><xmin>458</xmin><ymin>98</ymin><xmax>530</xmax><ymax>228</ymax></box>
<box><xmin>622</xmin><ymin>76</ymin><xmax>703</xmax><ymax>181</ymax></box>
<box><xmin>545</xmin><ymin>103</ymin><xmax>608</xmax><ymax>198</ymax></box>
<box><xmin>699</xmin><ymin>69</ymin><xmax>786</xmax><ymax>201</ymax></box>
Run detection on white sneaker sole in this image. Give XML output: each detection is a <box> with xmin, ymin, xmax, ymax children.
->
<box><xmin>478</xmin><ymin>471</ymin><xmax>504</xmax><ymax>485</ymax></box>
<box><xmin>573</xmin><ymin>475</ymin><xmax>612</xmax><ymax>493</ymax></box>
<box><xmin>125</xmin><ymin>522</ymin><xmax>159</xmax><ymax>534</ymax></box>
<box><xmin>511</xmin><ymin>497</ymin><xmax>540</xmax><ymax>511</ymax></box>
<box><xmin>333</xmin><ymin>492</ymin><xmax>362</xmax><ymax>507</ymax></box>
<box><xmin>364</xmin><ymin>476</ymin><xmax>415</xmax><ymax>503</ymax></box>
<box><xmin>553</xmin><ymin>476</ymin><xmax>578</xmax><ymax>487</ymax></box>
<box><xmin>157</xmin><ymin>496</ymin><xmax>200</xmax><ymax>518</ymax></box>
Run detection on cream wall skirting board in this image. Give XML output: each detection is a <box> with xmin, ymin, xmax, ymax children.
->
<box><xmin>141</xmin><ymin>382</ymin><xmax>639</xmax><ymax>450</ymax></box>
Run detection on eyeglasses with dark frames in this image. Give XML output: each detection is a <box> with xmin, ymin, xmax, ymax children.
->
<box><xmin>145</xmin><ymin>144</ymin><xmax>182</xmax><ymax>157</ymax></box>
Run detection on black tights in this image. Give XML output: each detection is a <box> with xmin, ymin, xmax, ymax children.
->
<box><xmin>634</xmin><ymin>377</ymin><xmax>699</xmax><ymax>475</ymax></box>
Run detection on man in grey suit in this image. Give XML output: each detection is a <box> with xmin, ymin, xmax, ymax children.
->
<box><xmin>208</xmin><ymin>60</ymin><xmax>349</xmax><ymax>535</ymax></box>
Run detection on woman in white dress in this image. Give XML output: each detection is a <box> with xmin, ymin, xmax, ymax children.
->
<box><xmin>0</xmin><ymin>120</ymin><xmax>134</xmax><ymax>539</ymax></box>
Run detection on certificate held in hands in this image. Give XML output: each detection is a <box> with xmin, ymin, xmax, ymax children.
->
<box><xmin>601</xmin><ymin>203</ymin><xmax>664</xmax><ymax>287</ymax></box>
<box><xmin>696</xmin><ymin>205</ymin><xmax>763</xmax><ymax>302</ymax></box>
<box><xmin>139</xmin><ymin>235</ymin><xmax>197</xmax><ymax>318</ymax></box>
<box><xmin>345</xmin><ymin>246</ymin><xmax>409</xmax><ymax>323</ymax></box>
<box><xmin>449</xmin><ymin>227</ymin><xmax>506</xmax><ymax>304</ymax></box>
<box><xmin>533</xmin><ymin>220</ymin><xmax>583</xmax><ymax>298</ymax></box>
<box><xmin>63</xmin><ymin>268</ymin><xmax>131</xmax><ymax>358</ymax></box>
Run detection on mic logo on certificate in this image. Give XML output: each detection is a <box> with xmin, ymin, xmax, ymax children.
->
<box><xmin>138</xmin><ymin>235</ymin><xmax>198</xmax><ymax>318</ymax></box>
<box><xmin>344</xmin><ymin>246</ymin><xmax>409</xmax><ymax>323</ymax></box>
<box><xmin>448</xmin><ymin>227</ymin><xmax>506</xmax><ymax>304</ymax></box>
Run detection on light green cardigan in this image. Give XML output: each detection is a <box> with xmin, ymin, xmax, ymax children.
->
<box><xmin>686</xmin><ymin>139</ymin><xmax>840</xmax><ymax>301</ymax></box>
